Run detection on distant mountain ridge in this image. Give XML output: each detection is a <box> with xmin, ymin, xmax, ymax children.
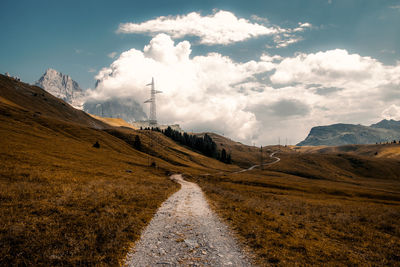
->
<box><xmin>298</xmin><ymin>119</ymin><xmax>400</xmax><ymax>146</ymax></box>
<box><xmin>35</xmin><ymin>68</ymin><xmax>148</xmax><ymax>122</ymax></box>
<box><xmin>370</xmin><ymin>119</ymin><xmax>400</xmax><ymax>131</ymax></box>
<box><xmin>35</xmin><ymin>68</ymin><xmax>85</xmax><ymax>109</ymax></box>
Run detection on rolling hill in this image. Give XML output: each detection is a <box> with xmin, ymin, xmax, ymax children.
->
<box><xmin>0</xmin><ymin>74</ymin><xmax>235</xmax><ymax>265</ymax></box>
<box><xmin>0</xmin><ymin>74</ymin><xmax>106</xmax><ymax>128</ymax></box>
<box><xmin>293</xmin><ymin>143</ymin><xmax>400</xmax><ymax>160</ymax></box>
<box><xmin>195</xmin><ymin>132</ymin><xmax>283</xmax><ymax>168</ymax></box>
<box><xmin>192</xmin><ymin>146</ymin><xmax>400</xmax><ymax>266</ymax></box>
<box><xmin>1</xmin><ymin>73</ymin><xmax>400</xmax><ymax>266</ymax></box>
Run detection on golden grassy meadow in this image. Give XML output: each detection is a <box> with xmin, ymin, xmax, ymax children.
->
<box><xmin>193</xmin><ymin>151</ymin><xmax>400</xmax><ymax>266</ymax></box>
<box><xmin>1</xmin><ymin>75</ymin><xmax>400</xmax><ymax>265</ymax></box>
<box><xmin>0</xmin><ymin>75</ymin><xmax>233</xmax><ymax>265</ymax></box>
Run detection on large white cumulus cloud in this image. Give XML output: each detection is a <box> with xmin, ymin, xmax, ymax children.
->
<box><xmin>271</xmin><ymin>49</ymin><xmax>387</xmax><ymax>86</ymax></box>
<box><xmin>270</xmin><ymin>49</ymin><xmax>400</xmax><ymax>124</ymax></box>
<box><xmin>382</xmin><ymin>104</ymin><xmax>400</xmax><ymax>120</ymax></box>
<box><xmin>89</xmin><ymin>34</ymin><xmax>400</xmax><ymax>145</ymax></box>
<box><xmin>89</xmin><ymin>34</ymin><xmax>273</xmax><ymax>143</ymax></box>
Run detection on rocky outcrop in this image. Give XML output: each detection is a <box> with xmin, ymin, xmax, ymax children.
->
<box><xmin>297</xmin><ymin>120</ymin><xmax>400</xmax><ymax>146</ymax></box>
<box><xmin>35</xmin><ymin>68</ymin><xmax>84</xmax><ymax>109</ymax></box>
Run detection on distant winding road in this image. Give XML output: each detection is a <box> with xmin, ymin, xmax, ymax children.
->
<box><xmin>234</xmin><ymin>151</ymin><xmax>281</xmax><ymax>174</ymax></box>
<box><xmin>201</xmin><ymin>151</ymin><xmax>281</xmax><ymax>176</ymax></box>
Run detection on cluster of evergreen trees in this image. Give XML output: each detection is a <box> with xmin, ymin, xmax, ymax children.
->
<box><xmin>376</xmin><ymin>140</ymin><xmax>400</xmax><ymax>144</ymax></box>
<box><xmin>149</xmin><ymin>126</ymin><xmax>231</xmax><ymax>164</ymax></box>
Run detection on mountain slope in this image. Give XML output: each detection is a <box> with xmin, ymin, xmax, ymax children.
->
<box><xmin>0</xmin><ymin>74</ymin><xmax>235</xmax><ymax>265</ymax></box>
<box><xmin>34</xmin><ymin>69</ymin><xmax>148</xmax><ymax>122</ymax></box>
<box><xmin>89</xmin><ymin>114</ymin><xmax>137</xmax><ymax>129</ymax></box>
<box><xmin>298</xmin><ymin>120</ymin><xmax>400</xmax><ymax>146</ymax></box>
<box><xmin>1</xmin><ymin>74</ymin><xmax>106</xmax><ymax>128</ymax></box>
<box><xmin>2</xmin><ymin>74</ymin><xmax>400</xmax><ymax>266</ymax></box>
<box><xmin>35</xmin><ymin>68</ymin><xmax>85</xmax><ymax>109</ymax></box>
<box><xmin>0</xmin><ymin>74</ymin><xmax>233</xmax><ymax>173</ymax></box>
<box><xmin>198</xmin><ymin>132</ymin><xmax>282</xmax><ymax>168</ymax></box>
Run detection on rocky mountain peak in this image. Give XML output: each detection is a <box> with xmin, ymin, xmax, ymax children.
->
<box><xmin>34</xmin><ymin>68</ymin><xmax>148</xmax><ymax>123</ymax></box>
<box><xmin>45</xmin><ymin>68</ymin><xmax>58</xmax><ymax>75</ymax></box>
<box><xmin>35</xmin><ymin>68</ymin><xmax>84</xmax><ymax>109</ymax></box>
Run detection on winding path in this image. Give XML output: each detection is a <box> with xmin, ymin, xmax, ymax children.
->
<box><xmin>124</xmin><ymin>174</ymin><xmax>253</xmax><ymax>266</ymax></box>
<box><xmin>234</xmin><ymin>151</ymin><xmax>281</xmax><ymax>174</ymax></box>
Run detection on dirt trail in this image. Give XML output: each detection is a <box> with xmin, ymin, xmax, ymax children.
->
<box><xmin>124</xmin><ymin>174</ymin><xmax>252</xmax><ymax>266</ymax></box>
<box><xmin>234</xmin><ymin>151</ymin><xmax>281</xmax><ymax>173</ymax></box>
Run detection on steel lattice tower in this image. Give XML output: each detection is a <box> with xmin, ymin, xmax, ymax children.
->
<box><xmin>144</xmin><ymin>77</ymin><xmax>162</xmax><ymax>126</ymax></box>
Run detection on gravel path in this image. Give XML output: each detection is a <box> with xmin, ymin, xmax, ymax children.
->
<box><xmin>124</xmin><ymin>174</ymin><xmax>253</xmax><ymax>266</ymax></box>
<box><xmin>234</xmin><ymin>151</ymin><xmax>280</xmax><ymax>174</ymax></box>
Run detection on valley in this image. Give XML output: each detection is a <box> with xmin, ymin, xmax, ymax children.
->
<box><xmin>1</xmin><ymin>74</ymin><xmax>399</xmax><ymax>266</ymax></box>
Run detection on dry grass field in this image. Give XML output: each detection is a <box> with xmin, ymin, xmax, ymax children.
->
<box><xmin>89</xmin><ymin>114</ymin><xmax>138</xmax><ymax>129</ymax></box>
<box><xmin>0</xmin><ymin>106</ymin><xmax>178</xmax><ymax>265</ymax></box>
<box><xmin>192</xmin><ymin>150</ymin><xmax>400</xmax><ymax>266</ymax></box>
<box><xmin>2</xmin><ymin>74</ymin><xmax>400</xmax><ymax>266</ymax></box>
<box><xmin>294</xmin><ymin>143</ymin><xmax>400</xmax><ymax>160</ymax></box>
<box><xmin>0</xmin><ymin>75</ymin><xmax>232</xmax><ymax>265</ymax></box>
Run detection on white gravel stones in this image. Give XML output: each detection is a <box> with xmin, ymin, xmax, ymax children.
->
<box><xmin>124</xmin><ymin>174</ymin><xmax>253</xmax><ymax>266</ymax></box>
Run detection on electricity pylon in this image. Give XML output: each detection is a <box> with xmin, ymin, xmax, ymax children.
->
<box><xmin>144</xmin><ymin>77</ymin><xmax>162</xmax><ymax>126</ymax></box>
<box><xmin>144</xmin><ymin>77</ymin><xmax>162</xmax><ymax>168</ymax></box>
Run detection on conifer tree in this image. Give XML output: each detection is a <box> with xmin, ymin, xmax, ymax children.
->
<box><xmin>220</xmin><ymin>148</ymin><xmax>227</xmax><ymax>163</ymax></box>
<box><xmin>226</xmin><ymin>153</ymin><xmax>232</xmax><ymax>164</ymax></box>
<box><xmin>134</xmin><ymin>135</ymin><xmax>141</xmax><ymax>151</ymax></box>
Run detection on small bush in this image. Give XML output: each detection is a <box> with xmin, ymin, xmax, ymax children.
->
<box><xmin>93</xmin><ymin>141</ymin><xmax>100</xmax><ymax>148</ymax></box>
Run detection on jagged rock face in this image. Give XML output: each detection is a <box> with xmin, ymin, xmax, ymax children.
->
<box><xmin>83</xmin><ymin>97</ymin><xmax>148</xmax><ymax>123</ymax></box>
<box><xmin>297</xmin><ymin>120</ymin><xmax>400</xmax><ymax>146</ymax></box>
<box><xmin>35</xmin><ymin>68</ymin><xmax>84</xmax><ymax>109</ymax></box>
<box><xmin>35</xmin><ymin>68</ymin><xmax>148</xmax><ymax>122</ymax></box>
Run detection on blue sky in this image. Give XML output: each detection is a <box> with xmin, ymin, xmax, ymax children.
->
<box><xmin>1</xmin><ymin>0</ymin><xmax>400</xmax><ymax>144</ymax></box>
<box><xmin>1</xmin><ymin>0</ymin><xmax>399</xmax><ymax>88</ymax></box>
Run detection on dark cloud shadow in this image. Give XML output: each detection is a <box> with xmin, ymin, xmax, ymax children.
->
<box><xmin>248</xmin><ymin>99</ymin><xmax>310</xmax><ymax>121</ymax></box>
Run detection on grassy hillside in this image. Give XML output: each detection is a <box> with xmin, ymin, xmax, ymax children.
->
<box><xmin>2</xmin><ymin>74</ymin><xmax>400</xmax><ymax>266</ymax></box>
<box><xmin>0</xmin><ymin>75</ymin><xmax>107</xmax><ymax>128</ymax></box>
<box><xmin>89</xmin><ymin>114</ymin><xmax>138</xmax><ymax>129</ymax></box>
<box><xmin>197</xmin><ymin>132</ymin><xmax>281</xmax><ymax>168</ymax></box>
<box><xmin>0</xmin><ymin>75</ymin><xmax>233</xmax><ymax>265</ymax></box>
<box><xmin>294</xmin><ymin>143</ymin><xmax>400</xmax><ymax>160</ymax></box>
<box><xmin>192</xmin><ymin>151</ymin><xmax>400</xmax><ymax>266</ymax></box>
